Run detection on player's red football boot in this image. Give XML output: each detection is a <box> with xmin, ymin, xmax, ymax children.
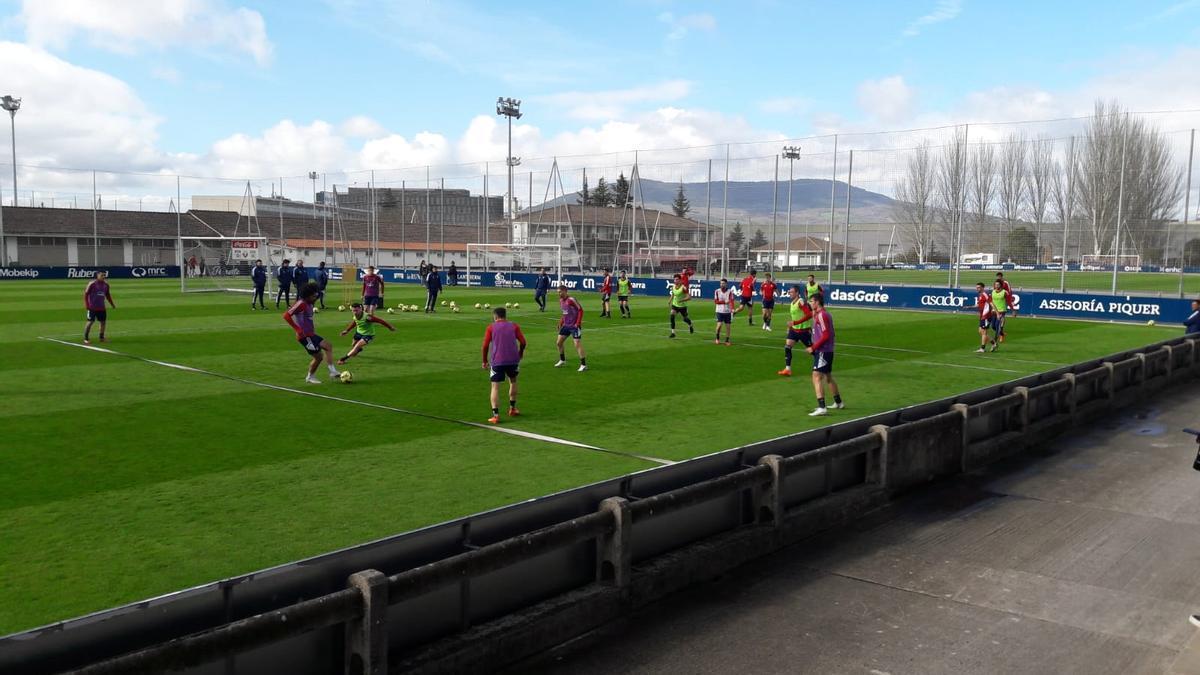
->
<box><xmin>507</xmin><ymin>407</ymin><xmax>520</xmax><ymax>417</ymax></box>
<box><xmin>487</xmin><ymin>415</ymin><xmax>500</xmax><ymax>424</ymax></box>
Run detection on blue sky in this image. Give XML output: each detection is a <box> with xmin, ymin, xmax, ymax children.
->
<box><xmin>1</xmin><ymin>0</ymin><xmax>1199</xmax><ymax>182</ymax></box>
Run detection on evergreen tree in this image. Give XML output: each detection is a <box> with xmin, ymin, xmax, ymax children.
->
<box><xmin>726</xmin><ymin>222</ymin><xmax>746</xmax><ymax>256</ymax></box>
<box><xmin>577</xmin><ymin>177</ymin><xmax>590</xmax><ymax>206</ymax></box>
<box><xmin>749</xmin><ymin>228</ymin><xmax>768</xmax><ymax>250</ymax></box>
<box><xmin>591</xmin><ymin>177</ymin><xmax>612</xmax><ymax>207</ymax></box>
<box><xmin>672</xmin><ymin>182</ymin><xmax>691</xmax><ymax>217</ymax></box>
<box><xmin>613</xmin><ymin>172</ymin><xmax>633</xmax><ymax>208</ymax></box>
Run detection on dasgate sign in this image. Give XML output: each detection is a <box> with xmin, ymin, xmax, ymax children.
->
<box><xmin>365</xmin><ymin>269</ymin><xmax>1194</xmax><ymax>325</ymax></box>
<box><xmin>0</xmin><ymin>266</ymin><xmax>181</xmax><ymax>280</ymax></box>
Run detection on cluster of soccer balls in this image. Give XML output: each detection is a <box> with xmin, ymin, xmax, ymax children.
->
<box><xmin>471</xmin><ymin>302</ymin><xmax>519</xmax><ymax>310</ymax></box>
<box><xmin>335</xmin><ymin>300</ymin><xmax>519</xmax><ymax>315</ymax></box>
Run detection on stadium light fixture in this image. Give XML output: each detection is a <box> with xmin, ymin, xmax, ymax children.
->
<box><xmin>496</xmin><ymin>97</ymin><xmax>522</xmax><ymax>226</ymax></box>
<box><xmin>2</xmin><ymin>95</ymin><xmax>20</xmax><ymax>208</ymax></box>
<box><xmin>782</xmin><ymin>146</ymin><xmax>801</xmax><ymax>269</ymax></box>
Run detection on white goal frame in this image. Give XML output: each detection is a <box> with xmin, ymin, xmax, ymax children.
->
<box><xmin>465</xmin><ymin>243</ymin><xmax>562</xmax><ymax>288</ymax></box>
<box><xmin>180</xmin><ymin>236</ymin><xmax>271</xmax><ymax>294</ymax></box>
<box><xmin>1079</xmin><ymin>253</ymin><xmax>1142</xmax><ymax>272</ymax></box>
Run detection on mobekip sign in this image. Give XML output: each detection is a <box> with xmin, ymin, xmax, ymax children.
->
<box><xmin>0</xmin><ymin>266</ymin><xmax>180</xmax><ymax>280</ymax></box>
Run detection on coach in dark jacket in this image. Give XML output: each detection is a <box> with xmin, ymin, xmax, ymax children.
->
<box><xmin>534</xmin><ymin>269</ymin><xmax>551</xmax><ymax>311</ymax></box>
<box><xmin>275</xmin><ymin>259</ymin><xmax>292</xmax><ymax>307</ymax></box>
<box><xmin>292</xmin><ymin>260</ymin><xmax>309</xmax><ymax>293</ymax></box>
<box><xmin>424</xmin><ymin>266</ymin><xmax>442</xmax><ymax>313</ymax></box>
<box><xmin>315</xmin><ymin>262</ymin><xmax>330</xmax><ymax>309</ymax></box>
<box><xmin>251</xmin><ymin>259</ymin><xmax>267</xmax><ymax>309</ymax></box>
<box><xmin>1186</xmin><ymin>299</ymin><xmax>1200</xmax><ymax>335</ymax></box>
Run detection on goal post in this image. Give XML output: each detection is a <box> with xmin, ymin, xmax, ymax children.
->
<box><xmin>1079</xmin><ymin>254</ymin><xmax>1142</xmax><ymax>271</ymax></box>
<box><xmin>465</xmin><ymin>243</ymin><xmax>562</xmax><ymax>288</ymax></box>
<box><xmin>180</xmin><ymin>236</ymin><xmax>271</xmax><ymax>294</ymax></box>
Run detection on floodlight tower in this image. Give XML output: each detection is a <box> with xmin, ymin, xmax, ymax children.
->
<box><xmin>2</xmin><ymin>96</ymin><xmax>20</xmax><ymax>207</ymax></box>
<box><xmin>782</xmin><ymin>146</ymin><xmax>801</xmax><ymax>269</ymax></box>
<box><xmin>496</xmin><ymin>97</ymin><xmax>522</xmax><ymax>229</ymax></box>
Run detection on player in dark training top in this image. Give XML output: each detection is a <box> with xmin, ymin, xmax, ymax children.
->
<box><xmin>282</xmin><ymin>282</ymin><xmax>342</xmax><ymax>384</ymax></box>
<box><xmin>482</xmin><ymin>306</ymin><xmax>527</xmax><ymax>424</ymax></box>
<box><xmin>83</xmin><ymin>270</ymin><xmax>115</xmax><ymax>344</ymax></box>
<box><xmin>250</xmin><ymin>259</ymin><xmax>267</xmax><ymax>310</ymax></box>
<box><xmin>534</xmin><ymin>268</ymin><xmax>551</xmax><ymax>311</ymax></box>
<box><xmin>555</xmin><ymin>287</ymin><xmax>588</xmax><ymax>371</ymax></box>
<box><xmin>337</xmin><ymin>303</ymin><xmax>396</xmax><ymax>365</ymax></box>
<box><xmin>274</xmin><ymin>259</ymin><xmax>292</xmax><ymax>308</ymax></box>
<box><xmin>599</xmin><ymin>268</ymin><xmax>613</xmax><ymax>318</ymax></box>
<box><xmin>361</xmin><ymin>266</ymin><xmax>385</xmax><ymax>315</ymax></box>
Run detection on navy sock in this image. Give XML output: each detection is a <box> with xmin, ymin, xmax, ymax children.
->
<box><xmin>785</xmin><ymin>346</ymin><xmax>792</xmax><ymax>366</ymax></box>
<box><xmin>509</xmin><ymin>399</ymin><xmax>516</xmax><ymax>408</ymax></box>
<box><xmin>833</xmin><ymin>394</ymin><xmax>842</xmax><ymax>404</ymax></box>
<box><xmin>817</xmin><ymin>397</ymin><xmax>826</xmax><ymax>408</ymax></box>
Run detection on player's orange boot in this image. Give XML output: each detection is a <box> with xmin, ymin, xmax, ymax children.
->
<box><xmin>777</xmin><ymin>368</ymin><xmax>791</xmax><ymax>376</ymax></box>
<box><xmin>507</xmin><ymin>407</ymin><xmax>520</xmax><ymax>417</ymax></box>
<box><xmin>487</xmin><ymin>415</ymin><xmax>500</xmax><ymax>424</ymax></box>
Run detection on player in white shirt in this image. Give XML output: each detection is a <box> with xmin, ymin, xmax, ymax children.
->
<box><xmin>713</xmin><ymin>278</ymin><xmax>738</xmax><ymax>345</ymax></box>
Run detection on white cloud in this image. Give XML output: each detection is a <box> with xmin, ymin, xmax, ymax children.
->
<box><xmin>21</xmin><ymin>0</ymin><xmax>273</xmax><ymax>65</ymax></box>
<box><xmin>856</xmin><ymin>76</ymin><xmax>914</xmax><ymax>124</ymax></box>
<box><xmin>658</xmin><ymin>11</ymin><xmax>717</xmax><ymax>41</ymax></box>
<box><xmin>759</xmin><ymin>97</ymin><xmax>811</xmax><ymax>116</ymax></box>
<box><xmin>534</xmin><ymin>80</ymin><xmax>692</xmax><ymax>120</ymax></box>
<box><xmin>151</xmin><ymin>66</ymin><xmax>181</xmax><ymax>84</ymax></box>
<box><xmin>340</xmin><ymin>116</ymin><xmax>386</xmax><ymax>139</ymax></box>
<box><xmin>902</xmin><ymin>0</ymin><xmax>962</xmax><ymax>37</ymax></box>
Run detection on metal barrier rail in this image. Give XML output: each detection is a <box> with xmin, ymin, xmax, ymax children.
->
<box><xmin>9</xmin><ymin>336</ymin><xmax>1199</xmax><ymax>675</ymax></box>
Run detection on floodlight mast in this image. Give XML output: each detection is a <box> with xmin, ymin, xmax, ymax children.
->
<box><xmin>2</xmin><ymin>95</ymin><xmax>20</xmax><ymax>208</ymax></box>
<box><xmin>782</xmin><ymin>146</ymin><xmax>801</xmax><ymax>270</ymax></box>
<box><xmin>496</xmin><ymin>97</ymin><xmax>522</xmax><ymax>234</ymax></box>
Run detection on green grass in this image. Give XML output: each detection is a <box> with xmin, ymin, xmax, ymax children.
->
<box><xmin>769</xmin><ymin>269</ymin><xmax>1200</xmax><ymax>295</ymax></box>
<box><xmin>0</xmin><ymin>278</ymin><xmax>1183</xmax><ymax>634</ymax></box>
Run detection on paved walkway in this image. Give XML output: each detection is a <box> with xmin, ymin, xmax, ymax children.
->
<box><xmin>533</xmin><ymin>382</ymin><xmax>1200</xmax><ymax>675</ymax></box>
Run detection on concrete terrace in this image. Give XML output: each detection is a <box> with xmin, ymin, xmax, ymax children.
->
<box><xmin>531</xmin><ymin>381</ymin><xmax>1200</xmax><ymax>675</ymax></box>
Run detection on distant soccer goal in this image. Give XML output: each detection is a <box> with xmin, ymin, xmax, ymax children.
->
<box><xmin>180</xmin><ymin>236</ymin><xmax>270</xmax><ymax>293</ymax></box>
<box><xmin>1079</xmin><ymin>254</ymin><xmax>1142</xmax><ymax>272</ymax></box>
<box><xmin>465</xmin><ymin>243</ymin><xmax>562</xmax><ymax>287</ymax></box>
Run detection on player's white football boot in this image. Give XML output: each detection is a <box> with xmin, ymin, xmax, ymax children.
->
<box><xmin>808</xmin><ymin>407</ymin><xmax>828</xmax><ymax>416</ymax></box>
<box><xmin>305</xmin><ymin>375</ymin><xmax>322</xmax><ymax>384</ymax></box>
<box><xmin>577</xmin><ymin>364</ymin><xmax>588</xmax><ymax>372</ymax></box>
<box><xmin>554</xmin><ymin>359</ymin><xmax>566</xmax><ymax>367</ymax></box>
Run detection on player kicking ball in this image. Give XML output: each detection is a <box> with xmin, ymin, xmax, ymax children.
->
<box><xmin>555</xmin><ymin>286</ymin><xmax>588</xmax><ymax>371</ymax></box>
<box><xmin>83</xmin><ymin>270</ymin><xmax>115</xmax><ymax>345</ymax></box>
<box><xmin>482</xmin><ymin>306</ymin><xmax>527</xmax><ymax>424</ymax></box>
<box><xmin>713</xmin><ymin>278</ymin><xmax>737</xmax><ymax>345</ymax></box>
<box><xmin>282</xmin><ymin>282</ymin><xmax>341</xmax><ymax>384</ymax></box>
<box><xmin>804</xmin><ymin>293</ymin><xmax>843</xmax><ymax>416</ymax></box>
<box><xmin>337</xmin><ymin>302</ymin><xmax>396</xmax><ymax>366</ymax></box>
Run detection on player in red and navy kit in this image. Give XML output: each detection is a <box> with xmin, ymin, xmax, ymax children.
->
<box><xmin>361</xmin><ymin>265</ymin><xmax>385</xmax><ymax>315</ymax></box>
<box><xmin>600</xmin><ymin>268</ymin><xmax>613</xmax><ymax>318</ymax></box>
<box><xmin>555</xmin><ymin>286</ymin><xmax>588</xmax><ymax>371</ymax></box>
<box><xmin>760</xmin><ymin>273</ymin><xmax>777</xmax><ymax>332</ymax></box>
<box><xmin>82</xmin><ymin>270</ymin><xmax>115</xmax><ymax>344</ymax></box>
<box><xmin>805</xmin><ymin>293</ymin><xmax>843</xmax><ymax>416</ymax></box>
<box><xmin>283</xmin><ymin>282</ymin><xmax>341</xmax><ymax>384</ymax></box>
<box><xmin>482</xmin><ymin>306</ymin><xmax>527</xmax><ymax>424</ymax></box>
<box><xmin>975</xmin><ymin>282</ymin><xmax>998</xmax><ymax>353</ymax></box>
<box><xmin>739</xmin><ymin>270</ymin><xmax>758</xmax><ymax>326</ymax></box>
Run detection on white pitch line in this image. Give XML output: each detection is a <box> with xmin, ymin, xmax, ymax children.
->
<box><xmin>39</xmin><ymin>337</ymin><xmax>673</xmax><ymax>466</ymax></box>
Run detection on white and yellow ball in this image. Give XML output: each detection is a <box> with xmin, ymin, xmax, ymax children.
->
<box><xmin>474</xmin><ymin>303</ymin><xmax>482</xmax><ymax>309</ymax></box>
<box><xmin>339</xmin><ymin>371</ymin><xmax>354</xmax><ymax>383</ymax></box>
<box><xmin>386</xmin><ymin>307</ymin><xmax>394</xmax><ymax>314</ymax></box>
<box><xmin>483</xmin><ymin>303</ymin><xmax>491</xmax><ymax>309</ymax></box>
<box><xmin>513</xmin><ymin>303</ymin><xmax>520</xmax><ymax>309</ymax></box>
<box><xmin>1147</xmin><ymin>319</ymin><xmax>1156</xmax><ymax>326</ymax></box>
<box><xmin>337</xmin><ymin>305</ymin><xmax>346</xmax><ymax>312</ymax></box>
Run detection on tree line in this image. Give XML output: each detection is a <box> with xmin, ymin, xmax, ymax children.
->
<box><xmin>893</xmin><ymin>100</ymin><xmax>1191</xmax><ymax>266</ymax></box>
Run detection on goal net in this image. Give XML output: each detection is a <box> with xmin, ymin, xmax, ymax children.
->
<box><xmin>1079</xmin><ymin>254</ymin><xmax>1142</xmax><ymax>272</ymax></box>
<box><xmin>465</xmin><ymin>243</ymin><xmax>562</xmax><ymax>288</ymax></box>
<box><xmin>181</xmin><ymin>237</ymin><xmax>271</xmax><ymax>293</ymax></box>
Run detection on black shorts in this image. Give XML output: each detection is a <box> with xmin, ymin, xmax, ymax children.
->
<box><xmin>86</xmin><ymin>309</ymin><xmax>107</xmax><ymax>322</ymax></box>
<box><xmin>671</xmin><ymin>305</ymin><xmax>689</xmax><ymax>317</ymax></box>
<box><xmin>489</xmin><ymin>364</ymin><xmax>519</xmax><ymax>382</ymax></box>
<box><xmin>740</xmin><ymin>297</ymin><xmax>753</xmax><ymax>307</ymax></box>
<box><xmin>787</xmin><ymin>328</ymin><xmax>812</xmax><ymax>346</ymax></box>
<box><xmin>617</xmin><ymin>295</ymin><xmax>629</xmax><ymax>302</ymax></box>
<box><xmin>716</xmin><ymin>312</ymin><xmax>732</xmax><ymax>324</ymax></box>
<box><xmin>299</xmin><ymin>335</ymin><xmax>325</xmax><ymax>356</ymax></box>
<box><xmin>762</xmin><ymin>300</ymin><xmax>775</xmax><ymax>310</ymax></box>
<box><xmin>352</xmin><ymin>332</ymin><xmax>375</xmax><ymax>344</ymax></box>
<box><xmin>602</xmin><ymin>293</ymin><xmax>612</xmax><ymax>302</ymax></box>
<box><xmin>363</xmin><ymin>295</ymin><xmax>382</xmax><ymax>308</ymax></box>
<box><xmin>558</xmin><ymin>326</ymin><xmax>582</xmax><ymax>340</ymax></box>
<box><xmin>812</xmin><ymin>351</ymin><xmax>834</xmax><ymax>374</ymax></box>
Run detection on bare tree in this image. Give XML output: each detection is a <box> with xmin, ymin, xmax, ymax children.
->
<box><xmin>893</xmin><ymin>141</ymin><xmax>936</xmax><ymax>262</ymax></box>
<box><xmin>1050</xmin><ymin>139</ymin><xmax>1077</xmax><ymax>263</ymax></box>
<box><xmin>1074</xmin><ymin>100</ymin><xmax>1184</xmax><ymax>262</ymax></box>
<box><xmin>937</xmin><ymin>126</ymin><xmax>970</xmax><ymax>264</ymax></box>
<box><xmin>996</xmin><ymin>133</ymin><xmax>1027</xmax><ymax>261</ymax></box>
<box><xmin>1025</xmin><ymin>136</ymin><xmax>1055</xmax><ymax>263</ymax></box>
<box><xmin>968</xmin><ymin>143</ymin><xmax>996</xmax><ymax>255</ymax></box>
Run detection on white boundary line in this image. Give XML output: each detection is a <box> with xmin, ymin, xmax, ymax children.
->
<box><xmin>39</xmin><ymin>337</ymin><xmax>674</xmax><ymax>466</ymax></box>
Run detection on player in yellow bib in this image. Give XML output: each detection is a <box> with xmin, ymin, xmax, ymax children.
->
<box><xmin>617</xmin><ymin>272</ymin><xmax>633</xmax><ymax>318</ymax></box>
<box><xmin>778</xmin><ymin>285</ymin><xmax>815</xmax><ymax>376</ymax></box>
<box><xmin>337</xmin><ymin>302</ymin><xmax>396</xmax><ymax>365</ymax></box>
<box><xmin>668</xmin><ymin>273</ymin><xmax>694</xmax><ymax>338</ymax></box>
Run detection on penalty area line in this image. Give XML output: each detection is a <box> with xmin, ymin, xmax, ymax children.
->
<box><xmin>38</xmin><ymin>337</ymin><xmax>674</xmax><ymax>467</ymax></box>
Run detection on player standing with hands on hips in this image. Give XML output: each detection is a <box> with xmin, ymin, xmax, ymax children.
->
<box><xmin>482</xmin><ymin>306</ymin><xmax>527</xmax><ymax>424</ymax></box>
<box><xmin>83</xmin><ymin>271</ymin><xmax>114</xmax><ymax>345</ymax></box>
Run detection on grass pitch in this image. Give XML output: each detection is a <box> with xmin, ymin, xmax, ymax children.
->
<box><xmin>0</xmin><ymin>277</ymin><xmax>1183</xmax><ymax>634</ymax></box>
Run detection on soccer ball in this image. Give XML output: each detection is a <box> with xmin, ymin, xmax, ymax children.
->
<box><xmin>513</xmin><ymin>303</ymin><xmax>520</xmax><ymax>309</ymax></box>
<box><xmin>386</xmin><ymin>307</ymin><xmax>394</xmax><ymax>314</ymax></box>
<box><xmin>505</xmin><ymin>302</ymin><xmax>512</xmax><ymax>308</ymax></box>
<box><xmin>449</xmin><ymin>301</ymin><xmax>457</xmax><ymax>308</ymax></box>
<box><xmin>483</xmin><ymin>303</ymin><xmax>491</xmax><ymax>309</ymax></box>
<box><xmin>474</xmin><ymin>303</ymin><xmax>482</xmax><ymax>309</ymax></box>
<box><xmin>1147</xmin><ymin>320</ymin><xmax>1156</xmax><ymax>326</ymax></box>
<box><xmin>410</xmin><ymin>305</ymin><xmax>419</xmax><ymax>312</ymax></box>
<box><xmin>339</xmin><ymin>371</ymin><xmax>354</xmax><ymax>383</ymax></box>
<box><xmin>452</xmin><ymin>307</ymin><xmax>461</xmax><ymax>313</ymax></box>
<box><xmin>313</xmin><ymin>307</ymin><xmax>320</xmax><ymax>313</ymax></box>
<box><xmin>337</xmin><ymin>305</ymin><xmax>346</xmax><ymax>312</ymax></box>
<box><xmin>441</xmin><ymin>300</ymin><xmax>448</xmax><ymax>306</ymax></box>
